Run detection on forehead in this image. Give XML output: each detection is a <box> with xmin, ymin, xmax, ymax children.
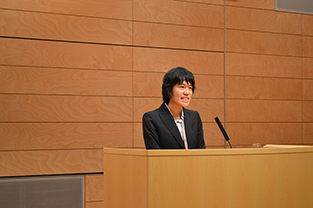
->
<box><xmin>176</xmin><ymin>80</ymin><xmax>192</xmax><ymax>85</ymax></box>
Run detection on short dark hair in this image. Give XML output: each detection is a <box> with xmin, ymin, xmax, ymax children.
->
<box><xmin>162</xmin><ymin>67</ymin><xmax>195</xmax><ymax>104</ymax></box>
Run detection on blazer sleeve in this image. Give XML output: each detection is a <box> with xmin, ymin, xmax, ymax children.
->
<box><xmin>196</xmin><ymin>111</ymin><xmax>206</xmax><ymax>149</ymax></box>
<box><xmin>142</xmin><ymin>112</ymin><xmax>161</xmax><ymax>149</ymax></box>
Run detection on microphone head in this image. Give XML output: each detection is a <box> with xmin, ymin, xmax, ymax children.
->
<box><xmin>214</xmin><ymin>117</ymin><xmax>230</xmax><ymax>142</ymax></box>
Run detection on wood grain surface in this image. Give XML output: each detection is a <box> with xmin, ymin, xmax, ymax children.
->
<box><xmin>226</xmin><ymin>53</ymin><xmax>302</xmax><ymax>78</ymax></box>
<box><xmin>0</xmin><ymin>123</ymin><xmax>132</xmax><ymax>150</ymax></box>
<box><xmin>226</xmin><ymin>76</ymin><xmax>302</xmax><ymax>100</ymax></box>
<box><xmin>0</xmin><ymin>0</ymin><xmax>132</xmax><ymax>19</ymax></box>
<box><xmin>0</xmin><ymin>149</ymin><xmax>103</xmax><ymax>177</ymax></box>
<box><xmin>303</xmin><ymin>101</ymin><xmax>313</xmax><ymax>122</ymax></box>
<box><xmin>226</xmin><ymin>6</ymin><xmax>301</xmax><ymax>34</ymax></box>
<box><xmin>226</xmin><ymin>100</ymin><xmax>302</xmax><ymax>122</ymax></box>
<box><xmin>225</xmin><ymin>0</ymin><xmax>274</xmax><ymax>9</ymax></box>
<box><xmin>302</xmin><ymin>36</ymin><xmax>313</xmax><ymax>58</ymax></box>
<box><xmin>0</xmin><ymin>95</ymin><xmax>132</xmax><ymax>122</ymax></box>
<box><xmin>134</xmin><ymin>22</ymin><xmax>224</xmax><ymax>51</ymax></box>
<box><xmin>302</xmin><ymin>14</ymin><xmax>313</xmax><ymax>36</ymax></box>
<box><xmin>133</xmin><ymin>47</ymin><xmax>224</xmax><ymax>75</ymax></box>
<box><xmin>85</xmin><ymin>201</ymin><xmax>104</xmax><ymax>208</ymax></box>
<box><xmin>303</xmin><ymin>58</ymin><xmax>313</xmax><ymax>79</ymax></box>
<box><xmin>134</xmin><ymin>0</ymin><xmax>224</xmax><ymax>27</ymax></box>
<box><xmin>303</xmin><ymin>80</ymin><xmax>313</xmax><ymax>101</ymax></box>
<box><xmin>177</xmin><ymin>0</ymin><xmax>223</xmax><ymax>5</ymax></box>
<box><xmin>0</xmin><ymin>38</ymin><xmax>132</xmax><ymax>70</ymax></box>
<box><xmin>226</xmin><ymin>29</ymin><xmax>301</xmax><ymax>56</ymax></box>
<box><xmin>85</xmin><ymin>174</ymin><xmax>104</xmax><ymax>202</ymax></box>
<box><xmin>227</xmin><ymin>123</ymin><xmax>303</xmax><ymax>145</ymax></box>
<box><xmin>304</xmin><ymin>123</ymin><xmax>313</xmax><ymax>144</ymax></box>
<box><xmin>0</xmin><ymin>66</ymin><xmax>132</xmax><ymax>96</ymax></box>
<box><xmin>0</xmin><ymin>9</ymin><xmax>132</xmax><ymax>44</ymax></box>
<box><xmin>103</xmin><ymin>147</ymin><xmax>313</xmax><ymax>208</ymax></box>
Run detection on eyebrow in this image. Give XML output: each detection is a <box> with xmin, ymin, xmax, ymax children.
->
<box><xmin>178</xmin><ymin>82</ymin><xmax>192</xmax><ymax>86</ymax></box>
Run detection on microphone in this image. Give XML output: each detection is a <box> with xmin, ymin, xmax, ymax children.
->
<box><xmin>214</xmin><ymin>117</ymin><xmax>232</xmax><ymax>149</ymax></box>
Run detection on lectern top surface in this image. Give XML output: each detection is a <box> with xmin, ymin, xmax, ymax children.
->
<box><xmin>103</xmin><ymin>144</ymin><xmax>313</xmax><ymax>156</ymax></box>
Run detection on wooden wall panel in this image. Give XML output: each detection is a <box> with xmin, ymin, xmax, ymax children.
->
<box><xmin>303</xmin><ymin>58</ymin><xmax>313</xmax><ymax>79</ymax></box>
<box><xmin>133</xmin><ymin>47</ymin><xmax>224</xmax><ymax>75</ymax></box>
<box><xmin>0</xmin><ymin>38</ymin><xmax>132</xmax><ymax>70</ymax></box>
<box><xmin>303</xmin><ymin>80</ymin><xmax>313</xmax><ymax>101</ymax></box>
<box><xmin>302</xmin><ymin>15</ymin><xmax>313</xmax><ymax>36</ymax></box>
<box><xmin>303</xmin><ymin>123</ymin><xmax>313</xmax><ymax>144</ymax></box>
<box><xmin>0</xmin><ymin>9</ymin><xmax>132</xmax><ymax>45</ymax></box>
<box><xmin>302</xmin><ymin>36</ymin><xmax>313</xmax><ymax>58</ymax></box>
<box><xmin>226</xmin><ymin>100</ymin><xmax>302</xmax><ymax>122</ymax></box>
<box><xmin>85</xmin><ymin>174</ymin><xmax>104</xmax><ymax>202</ymax></box>
<box><xmin>133</xmin><ymin>123</ymin><xmax>145</xmax><ymax>148</ymax></box>
<box><xmin>226</xmin><ymin>53</ymin><xmax>302</xmax><ymax>78</ymax></box>
<box><xmin>226</xmin><ymin>76</ymin><xmax>302</xmax><ymax>100</ymax></box>
<box><xmin>133</xmin><ymin>72</ymin><xmax>163</xmax><ymax>97</ymax></box>
<box><xmin>225</xmin><ymin>0</ymin><xmax>275</xmax><ymax>10</ymax></box>
<box><xmin>0</xmin><ymin>95</ymin><xmax>132</xmax><ymax>122</ymax></box>
<box><xmin>193</xmin><ymin>75</ymin><xmax>224</xmax><ymax>99</ymax></box>
<box><xmin>0</xmin><ymin>66</ymin><xmax>132</xmax><ymax>96</ymax></box>
<box><xmin>226</xmin><ymin>29</ymin><xmax>301</xmax><ymax>56</ymax></box>
<box><xmin>85</xmin><ymin>202</ymin><xmax>104</xmax><ymax>208</ymax></box>
<box><xmin>303</xmin><ymin>101</ymin><xmax>313</xmax><ymax>122</ymax></box>
<box><xmin>0</xmin><ymin>149</ymin><xmax>103</xmax><ymax>177</ymax></box>
<box><xmin>177</xmin><ymin>0</ymin><xmax>223</xmax><ymax>5</ymax></box>
<box><xmin>203</xmin><ymin>123</ymin><xmax>225</xmax><ymax>146</ymax></box>
<box><xmin>0</xmin><ymin>0</ymin><xmax>132</xmax><ymax>20</ymax></box>
<box><xmin>134</xmin><ymin>22</ymin><xmax>224</xmax><ymax>51</ymax></box>
<box><xmin>227</xmin><ymin>123</ymin><xmax>303</xmax><ymax>146</ymax></box>
<box><xmin>226</xmin><ymin>6</ymin><xmax>301</xmax><ymax>34</ymax></box>
<box><xmin>0</xmin><ymin>123</ymin><xmax>132</xmax><ymax>151</ymax></box>
<box><xmin>134</xmin><ymin>0</ymin><xmax>224</xmax><ymax>27</ymax></box>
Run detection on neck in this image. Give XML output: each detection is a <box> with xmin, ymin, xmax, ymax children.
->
<box><xmin>167</xmin><ymin>102</ymin><xmax>182</xmax><ymax>120</ymax></box>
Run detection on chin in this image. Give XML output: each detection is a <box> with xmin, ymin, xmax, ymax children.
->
<box><xmin>181</xmin><ymin>102</ymin><xmax>190</xmax><ymax>108</ymax></box>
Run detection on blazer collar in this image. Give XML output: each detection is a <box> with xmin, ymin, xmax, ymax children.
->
<box><xmin>158</xmin><ymin>103</ymin><xmax>185</xmax><ymax>148</ymax></box>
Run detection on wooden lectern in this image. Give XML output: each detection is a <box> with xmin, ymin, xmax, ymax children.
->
<box><xmin>103</xmin><ymin>145</ymin><xmax>313</xmax><ymax>208</ymax></box>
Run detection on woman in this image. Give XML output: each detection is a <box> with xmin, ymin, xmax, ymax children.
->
<box><xmin>142</xmin><ymin>67</ymin><xmax>206</xmax><ymax>149</ymax></box>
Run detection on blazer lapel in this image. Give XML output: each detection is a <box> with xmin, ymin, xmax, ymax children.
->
<box><xmin>158</xmin><ymin>104</ymin><xmax>185</xmax><ymax>148</ymax></box>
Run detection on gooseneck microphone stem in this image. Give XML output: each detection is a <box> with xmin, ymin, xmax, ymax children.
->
<box><xmin>227</xmin><ymin>140</ymin><xmax>233</xmax><ymax>149</ymax></box>
<box><xmin>214</xmin><ymin>117</ymin><xmax>232</xmax><ymax>149</ymax></box>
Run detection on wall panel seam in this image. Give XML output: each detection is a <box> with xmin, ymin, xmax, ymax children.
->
<box><xmin>0</xmin><ymin>36</ymin><xmax>225</xmax><ymax>53</ymax></box>
<box><xmin>0</xmin><ymin>7</ymin><xmax>132</xmax><ymax>22</ymax></box>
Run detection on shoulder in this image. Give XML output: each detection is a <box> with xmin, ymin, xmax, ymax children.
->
<box><xmin>143</xmin><ymin>108</ymin><xmax>158</xmax><ymax>119</ymax></box>
<box><xmin>143</xmin><ymin>103</ymin><xmax>166</xmax><ymax>120</ymax></box>
<box><xmin>184</xmin><ymin>108</ymin><xmax>200</xmax><ymax>116</ymax></box>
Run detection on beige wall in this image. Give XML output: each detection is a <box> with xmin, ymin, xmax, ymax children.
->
<box><xmin>0</xmin><ymin>0</ymin><xmax>313</xmax><ymax>207</ymax></box>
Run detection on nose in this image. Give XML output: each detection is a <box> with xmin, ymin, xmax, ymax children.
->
<box><xmin>183</xmin><ymin>87</ymin><xmax>191</xmax><ymax>94</ymax></box>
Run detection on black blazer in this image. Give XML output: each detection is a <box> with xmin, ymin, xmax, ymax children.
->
<box><xmin>142</xmin><ymin>103</ymin><xmax>206</xmax><ymax>149</ymax></box>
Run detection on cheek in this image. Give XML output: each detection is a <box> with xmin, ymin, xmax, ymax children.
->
<box><xmin>171</xmin><ymin>89</ymin><xmax>180</xmax><ymax>97</ymax></box>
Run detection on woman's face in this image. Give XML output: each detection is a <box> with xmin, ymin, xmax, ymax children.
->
<box><xmin>169</xmin><ymin>81</ymin><xmax>193</xmax><ymax>108</ymax></box>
